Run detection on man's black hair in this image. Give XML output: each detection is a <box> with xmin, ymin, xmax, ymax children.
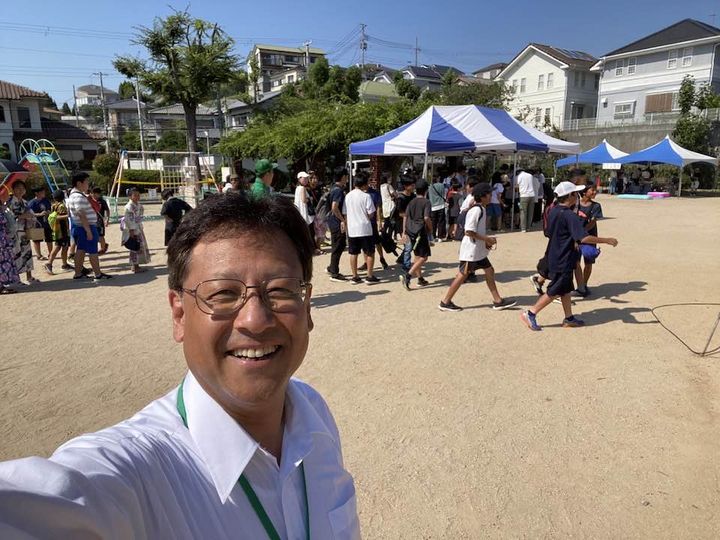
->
<box><xmin>71</xmin><ymin>172</ymin><xmax>89</xmax><ymax>187</ymax></box>
<box><xmin>167</xmin><ymin>192</ymin><xmax>314</xmax><ymax>291</ymax></box>
<box><xmin>354</xmin><ymin>176</ymin><xmax>369</xmax><ymax>188</ymax></box>
<box><xmin>161</xmin><ymin>188</ymin><xmax>174</xmax><ymax>200</ymax></box>
<box><xmin>472</xmin><ymin>182</ymin><xmax>492</xmax><ymax>201</ymax></box>
<box><xmin>52</xmin><ymin>189</ymin><xmax>65</xmax><ymax>203</ymax></box>
<box><xmin>570</xmin><ymin>168</ymin><xmax>586</xmax><ymax>178</ymax></box>
<box><xmin>92</xmin><ymin>187</ymin><xmax>103</xmax><ymax>194</ymax></box>
<box><xmin>400</xmin><ymin>175</ymin><xmax>416</xmax><ymax>186</ymax></box>
<box><xmin>334</xmin><ymin>168</ymin><xmax>348</xmax><ymax>182</ymax></box>
<box><xmin>467</xmin><ymin>177</ymin><xmax>480</xmax><ymax>188</ymax></box>
<box><xmin>128</xmin><ymin>187</ymin><xmax>141</xmax><ymax>195</ymax></box>
<box><xmin>415</xmin><ymin>181</ymin><xmax>428</xmax><ymax>195</ymax></box>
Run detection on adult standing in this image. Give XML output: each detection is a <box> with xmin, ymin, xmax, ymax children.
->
<box><xmin>0</xmin><ymin>192</ymin><xmax>360</xmax><ymax>538</ymax></box>
<box><xmin>428</xmin><ymin>175</ymin><xmax>447</xmax><ymax>241</ymax></box>
<box><xmin>293</xmin><ymin>172</ymin><xmax>316</xmax><ymax>253</ymax></box>
<box><xmin>400</xmin><ymin>180</ymin><xmax>432</xmax><ymax>290</ymax></box>
<box><xmin>343</xmin><ymin>175</ymin><xmax>379</xmax><ymax>284</ymax></box>
<box><xmin>0</xmin><ymin>186</ymin><xmax>20</xmax><ymax>294</ymax></box>
<box><xmin>67</xmin><ymin>172</ymin><xmax>111</xmax><ymax>282</ymax></box>
<box><xmin>380</xmin><ymin>175</ymin><xmax>398</xmax><ymax>239</ymax></box>
<box><xmin>8</xmin><ymin>180</ymin><xmax>37</xmax><ymax>284</ymax></box>
<box><xmin>160</xmin><ymin>189</ymin><xmax>193</xmax><ymax>246</ymax></box>
<box><xmin>364</xmin><ymin>176</ymin><xmax>390</xmax><ymax>271</ymax></box>
<box><xmin>326</xmin><ymin>168</ymin><xmax>349</xmax><ymax>282</ymax></box>
<box><xmin>27</xmin><ymin>186</ymin><xmax>52</xmax><ymax>260</ymax></box>
<box><xmin>517</xmin><ymin>168</ymin><xmax>536</xmax><ymax>233</ymax></box>
<box><xmin>250</xmin><ymin>159</ymin><xmax>278</xmax><ymax>199</ymax></box>
<box><xmin>121</xmin><ymin>188</ymin><xmax>151</xmax><ymax>273</ymax></box>
<box><xmin>395</xmin><ymin>176</ymin><xmax>416</xmax><ymax>273</ymax></box>
<box><xmin>488</xmin><ymin>172</ymin><xmax>505</xmax><ymax>231</ymax></box>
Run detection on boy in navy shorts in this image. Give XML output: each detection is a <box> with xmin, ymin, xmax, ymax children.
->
<box><xmin>521</xmin><ymin>182</ymin><xmax>618</xmax><ymax>331</ymax></box>
<box><xmin>439</xmin><ymin>183</ymin><xmax>516</xmax><ymax>312</ymax></box>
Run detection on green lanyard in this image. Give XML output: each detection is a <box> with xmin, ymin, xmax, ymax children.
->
<box><xmin>176</xmin><ymin>380</ymin><xmax>310</xmax><ymax>540</ymax></box>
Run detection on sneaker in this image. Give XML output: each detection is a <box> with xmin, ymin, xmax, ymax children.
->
<box><xmin>380</xmin><ymin>259</ymin><xmax>390</xmax><ymax>270</ymax></box>
<box><xmin>61</xmin><ymin>264</ymin><xmax>73</xmax><ymax>270</ymax></box>
<box><xmin>43</xmin><ymin>263</ymin><xmax>54</xmax><ymax>275</ymax></box>
<box><xmin>439</xmin><ymin>301</ymin><xmax>463</xmax><ymax>312</ymax></box>
<box><xmin>562</xmin><ymin>316</ymin><xmax>586</xmax><ymax>328</ymax></box>
<box><xmin>358</xmin><ymin>263</ymin><xmax>367</xmax><ymax>272</ymax></box>
<box><xmin>399</xmin><ymin>274</ymin><xmax>411</xmax><ymax>291</ymax></box>
<box><xmin>530</xmin><ymin>275</ymin><xmax>543</xmax><ymax>295</ymax></box>
<box><xmin>329</xmin><ymin>274</ymin><xmax>348</xmax><ymax>283</ymax></box>
<box><xmin>93</xmin><ymin>273</ymin><xmax>113</xmax><ymax>282</ymax></box>
<box><xmin>572</xmin><ymin>288</ymin><xmax>588</xmax><ymax>298</ymax></box>
<box><xmin>552</xmin><ymin>297</ymin><xmax>562</xmax><ymax>304</ymax></box>
<box><xmin>520</xmin><ymin>310</ymin><xmax>542</xmax><ymax>331</ymax></box>
<box><xmin>325</xmin><ymin>266</ymin><xmax>332</xmax><ymax>275</ymax></box>
<box><xmin>417</xmin><ymin>277</ymin><xmax>429</xmax><ymax>286</ymax></box>
<box><xmin>81</xmin><ymin>267</ymin><xmax>92</xmax><ymax>276</ymax></box>
<box><xmin>583</xmin><ymin>286</ymin><xmax>591</xmax><ymax>296</ymax></box>
<box><xmin>364</xmin><ymin>275</ymin><xmax>380</xmax><ymax>284</ymax></box>
<box><xmin>350</xmin><ymin>276</ymin><xmax>363</xmax><ymax>285</ymax></box>
<box><xmin>466</xmin><ymin>273</ymin><xmax>478</xmax><ymax>283</ymax></box>
<box><xmin>493</xmin><ymin>298</ymin><xmax>517</xmax><ymax>310</ymax></box>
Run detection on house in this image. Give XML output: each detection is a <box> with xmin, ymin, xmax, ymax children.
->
<box><xmin>106</xmin><ymin>98</ymin><xmax>148</xmax><ymax>139</ymax></box>
<box><xmin>224</xmin><ymin>91</ymin><xmax>283</xmax><ymax>132</ymax></box>
<box><xmin>591</xmin><ymin>19</ymin><xmax>720</xmax><ymax>125</ymax></box>
<box><xmin>147</xmin><ymin>103</ymin><xmax>220</xmax><ymax>141</ymax></box>
<box><xmin>247</xmin><ymin>44</ymin><xmax>326</xmax><ymax>98</ymax></box>
<box><xmin>496</xmin><ymin>44</ymin><xmax>598</xmax><ymax>128</ymax></box>
<box><xmin>0</xmin><ymin>80</ymin><xmax>48</xmax><ymax>161</ymax></box>
<box><xmin>358</xmin><ymin>81</ymin><xmax>400</xmax><ymax>103</ymax></box>
<box><xmin>75</xmin><ymin>84</ymin><xmax>119</xmax><ymax>107</ymax></box>
<box><xmin>473</xmin><ymin>62</ymin><xmax>508</xmax><ymax>81</ymax></box>
<box><xmin>372</xmin><ymin>67</ymin><xmax>399</xmax><ymax>84</ymax></box>
<box><xmin>373</xmin><ymin>64</ymin><xmax>465</xmax><ymax>91</ymax></box>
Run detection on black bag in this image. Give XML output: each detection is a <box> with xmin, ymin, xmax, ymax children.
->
<box><xmin>123</xmin><ymin>236</ymin><xmax>141</xmax><ymax>252</ymax></box>
<box><xmin>454</xmin><ymin>205</ymin><xmax>483</xmax><ymax>241</ymax></box>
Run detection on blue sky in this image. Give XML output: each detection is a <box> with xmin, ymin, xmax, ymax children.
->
<box><xmin>0</xmin><ymin>0</ymin><xmax>716</xmax><ymax>106</ymax></box>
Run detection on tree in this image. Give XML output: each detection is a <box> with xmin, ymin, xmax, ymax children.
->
<box><xmin>120</xmin><ymin>131</ymin><xmax>142</xmax><ymax>151</ymax></box>
<box><xmin>678</xmin><ymin>75</ymin><xmax>696</xmax><ymax>114</ymax></box>
<box><xmin>441</xmin><ymin>70</ymin><xmax>459</xmax><ymax>92</ymax></box>
<box><xmin>79</xmin><ymin>104</ymin><xmax>104</xmax><ymax>123</ymax></box>
<box><xmin>393</xmin><ymin>71</ymin><xmax>421</xmax><ymax>101</ymax></box>
<box><xmin>247</xmin><ymin>55</ymin><xmax>261</xmax><ymax>103</ymax></box>
<box><xmin>114</xmin><ymin>9</ymin><xmax>238</xmax><ymax>179</ymax></box>
<box><xmin>0</xmin><ymin>145</ymin><xmax>10</xmax><ymax>160</ymax></box>
<box><xmin>155</xmin><ymin>130</ymin><xmax>187</xmax><ymax>151</ymax></box>
<box><xmin>308</xmin><ymin>57</ymin><xmax>330</xmax><ymax>88</ymax></box>
<box><xmin>61</xmin><ymin>102</ymin><xmax>72</xmax><ymax>115</ymax></box>
<box><xmin>673</xmin><ymin>75</ymin><xmax>712</xmax><ymax>154</ymax></box>
<box><xmin>118</xmin><ymin>81</ymin><xmax>135</xmax><ymax>100</ymax></box>
<box><xmin>92</xmin><ymin>154</ymin><xmax>119</xmax><ymax>177</ymax></box>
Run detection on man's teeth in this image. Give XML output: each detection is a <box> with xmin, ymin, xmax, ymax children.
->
<box><xmin>231</xmin><ymin>346</ymin><xmax>279</xmax><ymax>359</ymax></box>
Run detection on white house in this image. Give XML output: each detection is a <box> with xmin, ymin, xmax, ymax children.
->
<box><xmin>496</xmin><ymin>44</ymin><xmax>598</xmax><ymax>129</ymax></box>
<box><xmin>75</xmin><ymin>84</ymin><xmax>119</xmax><ymax>107</ymax></box>
<box><xmin>0</xmin><ymin>80</ymin><xmax>46</xmax><ymax>160</ymax></box>
<box><xmin>247</xmin><ymin>44</ymin><xmax>326</xmax><ymax>99</ymax></box>
<box><xmin>591</xmin><ymin>19</ymin><xmax>720</xmax><ymax>125</ymax></box>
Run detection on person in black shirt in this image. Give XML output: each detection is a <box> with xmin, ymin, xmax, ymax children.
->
<box><xmin>326</xmin><ymin>169</ymin><xmax>349</xmax><ymax>282</ymax></box>
<box><xmin>395</xmin><ymin>176</ymin><xmax>416</xmax><ymax>273</ymax></box>
<box><xmin>520</xmin><ymin>182</ymin><xmax>618</xmax><ymax>331</ymax></box>
<box><xmin>400</xmin><ymin>181</ymin><xmax>432</xmax><ymax>290</ymax></box>
<box><xmin>160</xmin><ymin>189</ymin><xmax>193</xmax><ymax>246</ymax></box>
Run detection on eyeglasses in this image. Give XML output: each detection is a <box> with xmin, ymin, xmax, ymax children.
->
<box><xmin>179</xmin><ymin>277</ymin><xmax>311</xmax><ymax>316</ymax></box>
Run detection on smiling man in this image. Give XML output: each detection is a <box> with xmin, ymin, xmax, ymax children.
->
<box><xmin>0</xmin><ymin>193</ymin><xmax>360</xmax><ymax>539</ymax></box>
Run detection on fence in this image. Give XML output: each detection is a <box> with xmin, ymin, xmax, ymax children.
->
<box><xmin>562</xmin><ymin>108</ymin><xmax>720</xmax><ymax>132</ymax></box>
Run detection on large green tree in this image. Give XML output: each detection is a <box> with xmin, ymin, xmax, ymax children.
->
<box><xmin>114</xmin><ymin>9</ymin><xmax>238</xmax><ymax>179</ymax></box>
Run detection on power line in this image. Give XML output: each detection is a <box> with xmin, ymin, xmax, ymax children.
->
<box><xmin>0</xmin><ymin>45</ymin><xmax>117</xmax><ymax>59</ymax></box>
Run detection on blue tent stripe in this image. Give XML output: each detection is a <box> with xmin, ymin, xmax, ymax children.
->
<box><xmin>426</xmin><ymin>109</ymin><xmax>475</xmax><ymax>152</ymax></box>
<box><xmin>616</xmin><ymin>138</ymin><xmax>683</xmax><ymax>167</ymax></box>
<box><xmin>349</xmin><ymin>115</ymin><xmax>423</xmax><ymax>154</ymax></box>
<box><xmin>557</xmin><ymin>141</ymin><xmax>621</xmax><ymax>167</ymax></box>
<box><xmin>477</xmin><ymin>106</ymin><xmax>548</xmax><ymax>152</ymax></box>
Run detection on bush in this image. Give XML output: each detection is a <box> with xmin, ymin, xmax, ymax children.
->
<box><xmin>123</xmin><ymin>169</ymin><xmax>161</xmax><ymax>183</ymax></box>
<box><xmin>89</xmin><ymin>172</ymin><xmax>111</xmax><ymax>191</ymax></box>
<box><xmin>93</xmin><ymin>154</ymin><xmax>120</xmax><ymax>178</ymax></box>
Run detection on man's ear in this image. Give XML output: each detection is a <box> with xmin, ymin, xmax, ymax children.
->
<box><xmin>305</xmin><ymin>285</ymin><xmax>314</xmax><ymax>333</ymax></box>
<box><xmin>168</xmin><ymin>290</ymin><xmax>186</xmax><ymax>343</ymax></box>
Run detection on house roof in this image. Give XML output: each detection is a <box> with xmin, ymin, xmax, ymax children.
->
<box><xmin>529</xmin><ymin>44</ymin><xmax>597</xmax><ymax>68</ymax></box>
<box><xmin>225</xmin><ymin>90</ymin><xmax>283</xmax><ymax>112</ymax></box>
<box><xmin>14</xmin><ymin>119</ymin><xmax>103</xmax><ymax>141</ymax></box>
<box><xmin>422</xmin><ymin>64</ymin><xmax>465</xmax><ymax>77</ymax></box>
<box><xmin>359</xmin><ymin>80</ymin><xmax>400</xmax><ymax>99</ymax></box>
<box><xmin>605</xmin><ymin>18</ymin><xmax>720</xmax><ymax>56</ymax></box>
<box><xmin>472</xmin><ymin>62</ymin><xmax>508</xmax><ymax>75</ymax></box>
<box><xmin>404</xmin><ymin>65</ymin><xmax>442</xmax><ymax>79</ymax></box>
<box><xmin>106</xmin><ymin>98</ymin><xmax>147</xmax><ymax>110</ymax></box>
<box><xmin>252</xmin><ymin>44</ymin><xmax>326</xmax><ymax>56</ymax></box>
<box><xmin>0</xmin><ymin>80</ymin><xmax>46</xmax><ymax>100</ymax></box>
<box><xmin>76</xmin><ymin>84</ymin><xmax>118</xmax><ymax>96</ymax></box>
<box><xmin>148</xmin><ymin>103</ymin><xmax>217</xmax><ymax>116</ymax></box>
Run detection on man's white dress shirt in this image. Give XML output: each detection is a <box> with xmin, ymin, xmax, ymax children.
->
<box><xmin>517</xmin><ymin>171</ymin><xmax>536</xmax><ymax>198</ymax></box>
<box><xmin>0</xmin><ymin>372</ymin><xmax>360</xmax><ymax>539</ymax></box>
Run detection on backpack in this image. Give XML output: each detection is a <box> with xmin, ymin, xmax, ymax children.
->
<box><xmin>315</xmin><ymin>192</ymin><xmax>330</xmax><ymax>221</ymax></box>
<box><xmin>48</xmin><ymin>211</ymin><xmax>59</xmax><ymax>235</ymax></box>
<box><xmin>454</xmin><ymin>205</ymin><xmax>483</xmax><ymax>241</ymax></box>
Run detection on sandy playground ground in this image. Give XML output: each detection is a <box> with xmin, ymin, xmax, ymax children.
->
<box><xmin>1</xmin><ymin>194</ymin><xmax>719</xmax><ymax>538</ymax></box>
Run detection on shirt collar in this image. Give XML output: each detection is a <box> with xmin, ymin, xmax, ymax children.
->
<box><xmin>181</xmin><ymin>372</ymin><xmax>336</xmax><ymax>503</ymax></box>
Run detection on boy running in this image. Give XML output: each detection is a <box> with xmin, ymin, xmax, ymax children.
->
<box><xmin>400</xmin><ymin>181</ymin><xmax>432</xmax><ymax>290</ymax></box>
<box><xmin>521</xmin><ymin>182</ymin><xmax>618</xmax><ymax>331</ymax></box>
<box><xmin>573</xmin><ymin>182</ymin><xmax>604</xmax><ymax>297</ymax></box>
<box><xmin>439</xmin><ymin>183</ymin><xmax>516</xmax><ymax>312</ymax></box>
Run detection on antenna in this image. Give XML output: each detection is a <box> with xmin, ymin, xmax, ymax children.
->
<box><xmin>360</xmin><ymin>23</ymin><xmax>367</xmax><ymax>69</ymax></box>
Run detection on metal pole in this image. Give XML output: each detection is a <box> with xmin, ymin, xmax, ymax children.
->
<box><xmin>511</xmin><ymin>152</ymin><xmax>518</xmax><ymax>231</ymax></box>
<box><xmin>678</xmin><ymin>166</ymin><xmax>683</xmax><ymax>197</ymax></box>
<box><xmin>348</xmin><ymin>151</ymin><xmax>354</xmax><ymax>189</ymax></box>
<box><xmin>422</xmin><ymin>152</ymin><xmax>429</xmax><ymax>181</ymax></box>
<box><xmin>72</xmin><ymin>85</ymin><xmax>80</xmax><ymax>127</ymax></box>
<box><xmin>134</xmin><ymin>78</ymin><xmax>146</xmax><ymax>169</ymax></box>
<box><xmin>93</xmin><ymin>72</ymin><xmax>110</xmax><ymax>153</ymax></box>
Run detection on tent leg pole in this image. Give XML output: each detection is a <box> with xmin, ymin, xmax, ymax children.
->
<box><xmin>511</xmin><ymin>153</ymin><xmax>518</xmax><ymax>231</ymax></box>
<box><xmin>678</xmin><ymin>166</ymin><xmax>682</xmax><ymax>197</ymax></box>
<box><xmin>349</xmin><ymin>151</ymin><xmax>353</xmax><ymax>189</ymax></box>
<box><xmin>422</xmin><ymin>153</ymin><xmax>429</xmax><ymax>181</ymax></box>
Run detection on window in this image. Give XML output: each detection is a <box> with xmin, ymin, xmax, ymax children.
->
<box><xmin>544</xmin><ymin>107</ymin><xmax>552</xmax><ymax>124</ymax></box>
<box><xmin>645</xmin><ymin>93</ymin><xmax>674</xmax><ymax>113</ymax></box>
<box><xmin>512</xmin><ymin>79</ymin><xmax>518</xmax><ymax>92</ymax></box>
<box><xmin>0</xmin><ymin>105</ymin><xmax>5</xmax><ymax>123</ymax></box>
<box><xmin>534</xmin><ymin>107</ymin><xmax>542</xmax><ymax>124</ymax></box>
<box><xmin>17</xmin><ymin>106</ymin><xmax>31</xmax><ymax>128</ymax></box>
<box><xmin>520</xmin><ymin>78</ymin><xmax>526</xmax><ymax>93</ymax></box>
<box><xmin>627</xmin><ymin>57</ymin><xmax>636</xmax><ymax>75</ymax></box>
<box><xmin>671</xmin><ymin>91</ymin><xmax>680</xmax><ymax>111</ymax></box>
<box><xmin>537</xmin><ymin>74</ymin><xmax>544</xmax><ymax>91</ymax></box>
<box><xmin>573</xmin><ymin>71</ymin><xmax>580</xmax><ymax>87</ymax></box>
<box><xmin>613</xmin><ymin>102</ymin><xmax>635</xmax><ymax>119</ymax></box>
<box><xmin>682</xmin><ymin>47</ymin><xmax>693</xmax><ymax>67</ymax></box>
<box><xmin>615</xmin><ymin>59</ymin><xmax>625</xmax><ymax>76</ymax></box>
<box><xmin>581</xmin><ymin>72</ymin><xmax>586</xmax><ymax>86</ymax></box>
<box><xmin>272</xmin><ymin>80</ymin><xmax>281</xmax><ymax>88</ymax></box>
<box><xmin>287</xmin><ymin>75</ymin><xmax>295</xmax><ymax>83</ymax></box>
<box><xmin>547</xmin><ymin>72</ymin><xmax>554</xmax><ymax>89</ymax></box>
<box><xmin>667</xmin><ymin>49</ymin><xmax>678</xmax><ymax>69</ymax></box>
<box><xmin>594</xmin><ymin>74</ymin><xmax>600</xmax><ymax>89</ymax></box>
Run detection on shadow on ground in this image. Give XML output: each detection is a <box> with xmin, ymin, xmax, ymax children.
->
<box><xmin>311</xmin><ymin>288</ymin><xmax>391</xmax><ymax>309</ymax></box>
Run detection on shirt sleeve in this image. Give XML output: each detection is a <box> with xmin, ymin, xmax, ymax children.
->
<box><xmin>423</xmin><ymin>199</ymin><xmax>431</xmax><ymax>220</ymax></box>
<box><xmin>365</xmin><ymin>194</ymin><xmax>375</xmax><ymax>215</ymax></box>
<box><xmin>591</xmin><ymin>203</ymin><xmax>603</xmax><ymax>220</ymax></box>
<box><xmin>464</xmin><ymin>206</ymin><xmax>479</xmax><ymax>232</ymax></box>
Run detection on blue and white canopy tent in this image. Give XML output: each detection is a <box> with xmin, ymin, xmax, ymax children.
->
<box><xmin>616</xmin><ymin>135</ymin><xmax>717</xmax><ymax>196</ymax></box>
<box><xmin>349</xmin><ymin>105</ymin><xmax>580</xmax><ymax>228</ymax></box>
<box><xmin>556</xmin><ymin>139</ymin><xmax>628</xmax><ymax>168</ymax></box>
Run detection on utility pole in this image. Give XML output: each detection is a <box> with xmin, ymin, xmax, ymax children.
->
<box><xmin>72</xmin><ymin>84</ymin><xmax>80</xmax><ymax>127</ymax></box>
<box><xmin>711</xmin><ymin>13</ymin><xmax>717</xmax><ymax>26</ymax></box>
<box><xmin>134</xmin><ymin>78</ymin><xmax>146</xmax><ymax>168</ymax></box>
<box><xmin>93</xmin><ymin>71</ymin><xmax>110</xmax><ymax>152</ymax></box>
<box><xmin>303</xmin><ymin>40</ymin><xmax>311</xmax><ymax>68</ymax></box>
<box><xmin>360</xmin><ymin>24</ymin><xmax>367</xmax><ymax>71</ymax></box>
<box><xmin>414</xmin><ymin>37</ymin><xmax>420</xmax><ymax>66</ymax></box>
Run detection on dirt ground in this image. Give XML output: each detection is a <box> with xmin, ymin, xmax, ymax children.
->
<box><xmin>1</xmin><ymin>195</ymin><xmax>719</xmax><ymax>538</ymax></box>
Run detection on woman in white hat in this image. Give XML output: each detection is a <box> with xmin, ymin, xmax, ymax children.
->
<box><xmin>293</xmin><ymin>172</ymin><xmax>318</xmax><ymax>252</ymax></box>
